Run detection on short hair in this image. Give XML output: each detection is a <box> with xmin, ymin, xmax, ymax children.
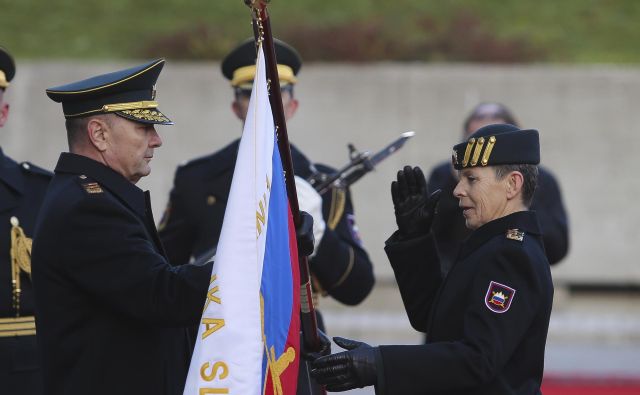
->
<box><xmin>463</xmin><ymin>102</ymin><xmax>519</xmax><ymax>134</ymax></box>
<box><xmin>65</xmin><ymin>115</ymin><xmax>112</xmax><ymax>150</ymax></box>
<box><xmin>493</xmin><ymin>164</ymin><xmax>538</xmax><ymax>208</ymax></box>
<box><xmin>65</xmin><ymin>117</ymin><xmax>90</xmax><ymax>149</ymax></box>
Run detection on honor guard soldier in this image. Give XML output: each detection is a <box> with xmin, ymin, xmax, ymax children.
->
<box><xmin>0</xmin><ymin>46</ymin><xmax>51</xmax><ymax>395</ymax></box>
<box><xmin>428</xmin><ymin>102</ymin><xmax>569</xmax><ymax>271</ymax></box>
<box><xmin>312</xmin><ymin>123</ymin><xmax>554</xmax><ymax>395</ymax></box>
<box><xmin>32</xmin><ymin>58</ymin><xmax>315</xmax><ymax>395</ymax></box>
<box><xmin>158</xmin><ymin>38</ymin><xmax>373</xmax><ymax>395</ymax></box>
<box><xmin>159</xmin><ymin>39</ymin><xmax>374</xmax><ymax>320</ymax></box>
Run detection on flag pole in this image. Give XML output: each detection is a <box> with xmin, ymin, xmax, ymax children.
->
<box><xmin>245</xmin><ymin>0</ymin><xmax>322</xmax><ymax>354</ymax></box>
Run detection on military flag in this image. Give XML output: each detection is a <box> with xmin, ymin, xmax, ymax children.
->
<box><xmin>183</xmin><ymin>43</ymin><xmax>300</xmax><ymax>395</ymax></box>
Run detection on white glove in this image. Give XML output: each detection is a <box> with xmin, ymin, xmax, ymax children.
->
<box><xmin>295</xmin><ymin>176</ymin><xmax>326</xmax><ymax>257</ymax></box>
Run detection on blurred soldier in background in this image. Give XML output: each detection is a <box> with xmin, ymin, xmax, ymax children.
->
<box><xmin>0</xmin><ymin>46</ymin><xmax>51</xmax><ymax>395</ymax></box>
<box><xmin>158</xmin><ymin>38</ymin><xmax>374</xmax><ymax>394</ymax></box>
<box><xmin>428</xmin><ymin>102</ymin><xmax>569</xmax><ymax>272</ymax></box>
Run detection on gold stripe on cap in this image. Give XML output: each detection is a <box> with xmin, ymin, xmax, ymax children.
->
<box><xmin>102</xmin><ymin>100</ymin><xmax>158</xmax><ymax>112</ymax></box>
<box><xmin>0</xmin><ymin>70</ymin><xmax>8</xmax><ymax>88</ymax></box>
<box><xmin>64</xmin><ymin>101</ymin><xmax>159</xmax><ymax>118</ymax></box>
<box><xmin>470</xmin><ymin>137</ymin><xmax>485</xmax><ymax>166</ymax></box>
<box><xmin>231</xmin><ymin>64</ymin><xmax>297</xmax><ymax>87</ymax></box>
<box><xmin>481</xmin><ymin>136</ymin><xmax>497</xmax><ymax>166</ymax></box>
<box><xmin>462</xmin><ymin>138</ymin><xmax>476</xmax><ymax>167</ymax></box>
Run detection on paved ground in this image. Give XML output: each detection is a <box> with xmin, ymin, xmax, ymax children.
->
<box><xmin>315</xmin><ymin>283</ymin><xmax>640</xmax><ymax>394</ymax></box>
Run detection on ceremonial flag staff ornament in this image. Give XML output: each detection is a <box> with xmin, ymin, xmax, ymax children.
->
<box><xmin>244</xmin><ymin>0</ymin><xmax>324</xmax><ymax>355</ymax></box>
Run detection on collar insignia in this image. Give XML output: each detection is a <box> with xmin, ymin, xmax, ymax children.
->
<box><xmin>506</xmin><ymin>228</ymin><xmax>525</xmax><ymax>242</ymax></box>
<box><xmin>485</xmin><ymin>281</ymin><xmax>516</xmax><ymax>313</ymax></box>
<box><xmin>82</xmin><ymin>182</ymin><xmax>103</xmax><ymax>194</ymax></box>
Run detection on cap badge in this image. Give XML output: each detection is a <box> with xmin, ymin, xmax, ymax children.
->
<box><xmin>485</xmin><ymin>281</ymin><xmax>516</xmax><ymax>313</ymax></box>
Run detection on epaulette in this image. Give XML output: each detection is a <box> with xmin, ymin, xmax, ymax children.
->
<box><xmin>74</xmin><ymin>174</ymin><xmax>104</xmax><ymax>195</ymax></box>
<box><xmin>19</xmin><ymin>161</ymin><xmax>53</xmax><ymax>178</ymax></box>
<box><xmin>505</xmin><ymin>229</ymin><xmax>525</xmax><ymax>242</ymax></box>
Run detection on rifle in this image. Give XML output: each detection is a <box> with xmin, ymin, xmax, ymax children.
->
<box><xmin>309</xmin><ymin>131</ymin><xmax>415</xmax><ymax>195</ymax></box>
<box><xmin>191</xmin><ymin>131</ymin><xmax>414</xmax><ymax>267</ymax></box>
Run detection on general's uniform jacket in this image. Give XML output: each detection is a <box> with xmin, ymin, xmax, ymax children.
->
<box><xmin>381</xmin><ymin>211</ymin><xmax>553</xmax><ymax>395</ymax></box>
<box><xmin>159</xmin><ymin>139</ymin><xmax>374</xmax><ymax>307</ymax></box>
<box><xmin>31</xmin><ymin>153</ymin><xmax>212</xmax><ymax>395</ymax></box>
<box><xmin>0</xmin><ymin>147</ymin><xmax>51</xmax><ymax>395</ymax></box>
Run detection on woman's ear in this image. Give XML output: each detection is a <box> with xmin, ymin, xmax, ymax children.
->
<box><xmin>506</xmin><ymin>171</ymin><xmax>524</xmax><ymax>201</ymax></box>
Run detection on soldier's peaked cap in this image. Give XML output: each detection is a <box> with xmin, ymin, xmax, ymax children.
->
<box><xmin>46</xmin><ymin>59</ymin><xmax>173</xmax><ymax>125</ymax></box>
<box><xmin>0</xmin><ymin>47</ymin><xmax>16</xmax><ymax>89</ymax></box>
<box><xmin>452</xmin><ymin>123</ymin><xmax>539</xmax><ymax>170</ymax></box>
<box><xmin>221</xmin><ymin>37</ymin><xmax>301</xmax><ymax>89</ymax></box>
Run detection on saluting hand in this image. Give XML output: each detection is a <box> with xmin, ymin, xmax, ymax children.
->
<box><xmin>391</xmin><ymin>166</ymin><xmax>442</xmax><ymax>238</ymax></box>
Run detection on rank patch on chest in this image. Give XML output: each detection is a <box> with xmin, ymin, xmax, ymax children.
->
<box><xmin>82</xmin><ymin>182</ymin><xmax>103</xmax><ymax>194</ymax></box>
<box><xmin>485</xmin><ymin>281</ymin><xmax>516</xmax><ymax>313</ymax></box>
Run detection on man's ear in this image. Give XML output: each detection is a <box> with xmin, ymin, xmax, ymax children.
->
<box><xmin>506</xmin><ymin>171</ymin><xmax>524</xmax><ymax>201</ymax></box>
<box><xmin>284</xmin><ymin>97</ymin><xmax>299</xmax><ymax>120</ymax></box>
<box><xmin>0</xmin><ymin>102</ymin><xmax>9</xmax><ymax>127</ymax></box>
<box><xmin>86</xmin><ymin>117</ymin><xmax>110</xmax><ymax>152</ymax></box>
<box><xmin>231</xmin><ymin>101</ymin><xmax>244</xmax><ymax>121</ymax></box>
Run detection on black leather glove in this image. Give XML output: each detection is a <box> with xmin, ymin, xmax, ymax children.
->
<box><xmin>296</xmin><ymin>211</ymin><xmax>315</xmax><ymax>257</ymax></box>
<box><xmin>310</xmin><ymin>337</ymin><xmax>380</xmax><ymax>392</ymax></box>
<box><xmin>391</xmin><ymin>166</ymin><xmax>442</xmax><ymax>239</ymax></box>
<box><xmin>301</xmin><ymin>329</ymin><xmax>332</xmax><ymax>361</ymax></box>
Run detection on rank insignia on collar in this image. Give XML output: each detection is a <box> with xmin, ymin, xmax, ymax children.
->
<box><xmin>506</xmin><ymin>229</ymin><xmax>525</xmax><ymax>242</ymax></box>
<box><xmin>82</xmin><ymin>182</ymin><xmax>103</xmax><ymax>194</ymax></box>
<box><xmin>485</xmin><ymin>281</ymin><xmax>516</xmax><ymax>313</ymax></box>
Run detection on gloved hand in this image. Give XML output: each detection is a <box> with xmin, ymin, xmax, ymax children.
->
<box><xmin>391</xmin><ymin>166</ymin><xmax>442</xmax><ymax>239</ymax></box>
<box><xmin>301</xmin><ymin>329</ymin><xmax>332</xmax><ymax>361</ymax></box>
<box><xmin>295</xmin><ymin>176</ymin><xmax>326</xmax><ymax>257</ymax></box>
<box><xmin>310</xmin><ymin>337</ymin><xmax>380</xmax><ymax>392</ymax></box>
<box><xmin>296</xmin><ymin>211</ymin><xmax>315</xmax><ymax>257</ymax></box>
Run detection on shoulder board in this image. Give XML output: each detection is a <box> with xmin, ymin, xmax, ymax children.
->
<box><xmin>74</xmin><ymin>174</ymin><xmax>104</xmax><ymax>195</ymax></box>
<box><xmin>505</xmin><ymin>229</ymin><xmax>525</xmax><ymax>242</ymax></box>
<box><xmin>19</xmin><ymin>162</ymin><xmax>53</xmax><ymax>178</ymax></box>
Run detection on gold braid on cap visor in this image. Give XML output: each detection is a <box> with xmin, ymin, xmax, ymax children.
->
<box><xmin>0</xmin><ymin>70</ymin><xmax>9</xmax><ymax>88</ymax></box>
<box><xmin>65</xmin><ymin>100</ymin><xmax>159</xmax><ymax>118</ymax></box>
<box><xmin>231</xmin><ymin>64</ymin><xmax>297</xmax><ymax>87</ymax></box>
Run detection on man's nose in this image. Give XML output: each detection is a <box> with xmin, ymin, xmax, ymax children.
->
<box><xmin>150</xmin><ymin>128</ymin><xmax>162</xmax><ymax>148</ymax></box>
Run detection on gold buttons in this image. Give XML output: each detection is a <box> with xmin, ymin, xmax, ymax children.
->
<box><xmin>206</xmin><ymin>195</ymin><xmax>217</xmax><ymax>205</ymax></box>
